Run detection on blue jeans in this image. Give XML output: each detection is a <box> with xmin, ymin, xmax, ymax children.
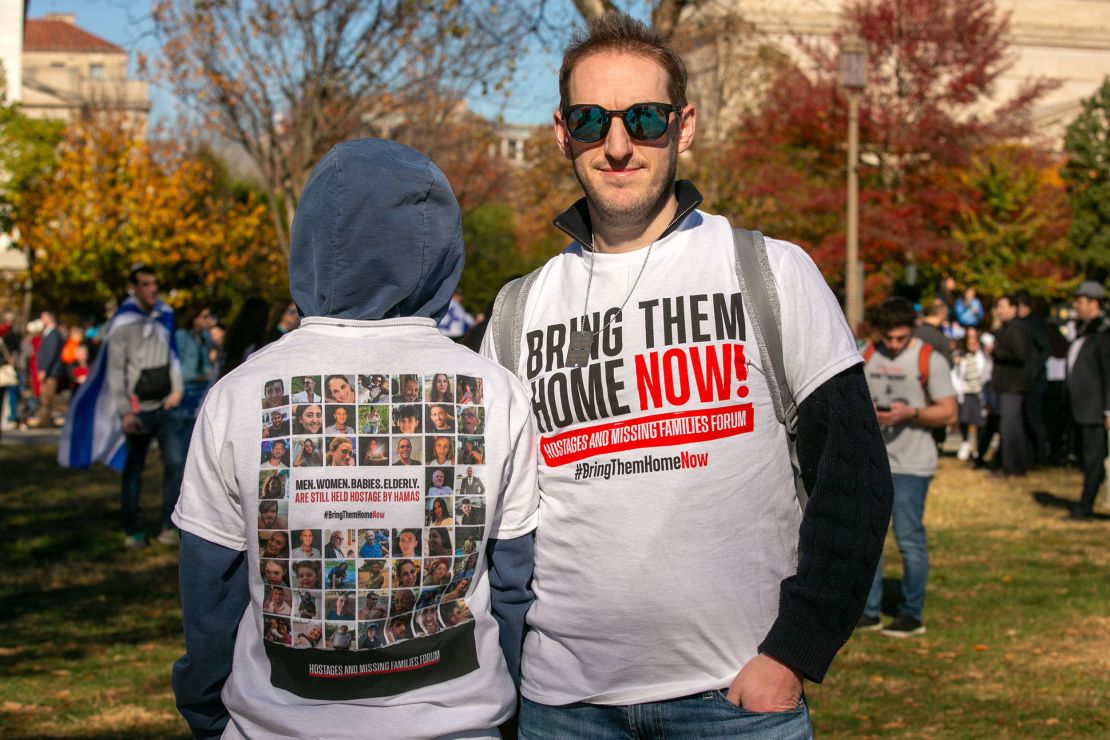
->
<box><xmin>519</xmin><ymin>692</ymin><xmax>812</xmax><ymax>739</ymax></box>
<box><xmin>121</xmin><ymin>408</ymin><xmax>189</xmax><ymax>535</ymax></box>
<box><xmin>865</xmin><ymin>473</ymin><xmax>931</xmax><ymax>621</ymax></box>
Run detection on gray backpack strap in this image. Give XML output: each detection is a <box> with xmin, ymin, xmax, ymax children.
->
<box><xmin>732</xmin><ymin>228</ymin><xmax>807</xmax><ymax>510</ymax></box>
<box><xmin>490</xmin><ymin>267</ymin><xmax>542</xmax><ymax>374</ymax></box>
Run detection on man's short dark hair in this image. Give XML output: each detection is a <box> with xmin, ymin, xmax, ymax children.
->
<box><xmin>394</xmin><ymin>404</ymin><xmax>419</xmax><ymax>422</ymax></box>
<box><xmin>1013</xmin><ymin>289</ymin><xmax>1032</xmax><ymax>308</ymax></box>
<box><xmin>559</xmin><ymin>13</ymin><xmax>688</xmax><ymax>111</ymax></box>
<box><xmin>128</xmin><ymin>263</ymin><xmax>156</xmax><ymax>284</ymax></box>
<box><xmin>873</xmin><ymin>297</ymin><xmax>917</xmax><ymax>332</ymax></box>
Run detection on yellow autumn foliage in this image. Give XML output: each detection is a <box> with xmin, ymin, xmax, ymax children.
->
<box><xmin>23</xmin><ymin>113</ymin><xmax>284</xmax><ymax>313</ymax></box>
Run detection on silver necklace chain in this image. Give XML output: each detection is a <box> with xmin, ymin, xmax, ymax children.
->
<box><xmin>581</xmin><ymin>240</ymin><xmax>655</xmax><ymax>335</ymax></box>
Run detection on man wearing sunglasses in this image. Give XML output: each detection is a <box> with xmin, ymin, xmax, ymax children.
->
<box><xmin>484</xmin><ymin>12</ymin><xmax>892</xmax><ymax>739</ymax></box>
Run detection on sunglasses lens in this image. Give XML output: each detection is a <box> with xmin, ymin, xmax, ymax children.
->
<box><xmin>624</xmin><ymin>104</ymin><xmax>671</xmax><ymax>141</ymax></box>
<box><xmin>566</xmin><ymin>106</ymin><xmax>608</xmax><ymax>143</ymax></box>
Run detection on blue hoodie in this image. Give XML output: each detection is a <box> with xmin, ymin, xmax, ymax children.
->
<box><xmin>289</xmin><ymin>138</ymin><xmax>464</xmax><ymax>322</ymax></box>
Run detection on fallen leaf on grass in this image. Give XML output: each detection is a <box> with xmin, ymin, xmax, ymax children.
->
<box><xmin>2</xmin><ymin>701</ymin><xmax>40</xmax><ymax>713</ymax></box>
<box><xmin>52</xmin><ymin>669</ymin><xmax>70</xmax><ymax>676</ymax></box>
<box><xmin>1001</xmin><ymin>575</ymin><xmax>1013</xmax><ymax>583</ymax></box>
<box><xmin>882</xmin><ymin>720</ymin><xmax>906</xmax><ymax>729</ymax></box>
<box><xmin>1045</xmin><ymin>718</ymin><xmax>1061</xmax><ymax>725</ymax></box>
<box><xmin>974</xmin><ymin>644</ymin><xmax>990</xmax><ymax>651</ymax></box>
<box><xmin>868</xmin><ymin>675</ymin><xmax>884</xmax><ymax>683</ymax></box>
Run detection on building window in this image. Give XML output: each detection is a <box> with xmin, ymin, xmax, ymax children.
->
<box><xmin>89</xmin><ymin>63</ymin><xmax>105</xmax><ymax>80</ymax></box>
<box><xmin>50</xmin><ymin>62</ymin><xmax>65</xmax><ymax>68</ymax></box>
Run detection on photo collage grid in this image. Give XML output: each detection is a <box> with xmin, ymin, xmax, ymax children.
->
<box><xmin>257</xmin><ymin>373</ymin><xmax>489</xmax><ymax>651</ymax></box>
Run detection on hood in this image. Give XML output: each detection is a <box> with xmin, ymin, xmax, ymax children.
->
<box><xmin>289</xmin><ymin>138</ymin><xmax>464</xmax><ymax>321</ymax></box>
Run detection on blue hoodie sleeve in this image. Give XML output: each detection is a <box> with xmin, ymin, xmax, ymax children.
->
<box><xmin>172</xmin><ymin>531</ymin><xmax>250</xmax><ymax>739</ymax></box>
<box><xmin>485</xmin><ymin>533</ymin><xmax>535</xmax><ymax>686</ymax></box>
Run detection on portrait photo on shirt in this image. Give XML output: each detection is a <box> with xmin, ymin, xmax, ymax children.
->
<box><xmin>262</xmin><ymin>378</ymin><xmax>289</xmax><ymax>409</ymax></box>
<box><xmin>324</xmin><ymin>591</ymin><xmax>357</xmax><ymax>621</ymax></box>
<box><xmin>291</xmin><ymin>528</ymin><xmax>322</xmax><ymax>558</ymax></box>
<box><xmin>358</xmin><ymin>403</ymin><xmax>389</xmax><ymax>434</ymax></box>
<box><xmin>425</xmin><ymin>434</ymin><xmax>455</xmax><ymax>467</ymax></box>
<box><xmin>357</xmin><ymin>374</ymin><xmax>389</xmax><ymax>404</ymax></box>
<box><xmin>422</xmin><ymin>557</ymin><xmax>453</xmax><ymax>587</ymax></box>
<box><xmin>456</xmin><ymin>436</ymin><xmax>485</xmax><ymax>465</ymax></box>
<box><xmin>414</xmin><ymin>605</ymin><xmax>443</xmax><ymax>636</ymax></box>
<box><xmin>323</xmin><ymin>374</ymin><xmax>357</xmax><ymax>404</ymax></box>
<box><xmin>386</xmin><ymin>614</ymin><xmax>413</xmax><ymax>644</ymax></box>
<box><xmin>290</xmin><ymin>374</ymin><xmax>322</xmax><ymax>403</ymax></box>
<box><xmin>389</xmin><ymin>587</ymin><xmax>418</xmax><ymax>617</ymax></box>
<box><xmin>358</xmin><ymin>590</ymin><xmax>389</xmax><ymax>621</ymax></box>
<box><xmin>257</xmin><ymin>499</ymin><xmax>288</xmax><ymax>529</ymax></box>
<box><xmin>454</xmin><ymin>496</ymin><xmax>485</xmax><ymax>526</ymax></box>
<box><xmin>425</xmin><ymin>465</ymin><xmax>455</xmax><ymax>494</ymax></box>
<box><xmin>358</xmin><ymin>619</ymin><xmax>386</xmax><ymax>648</ymax></box>
<box><xmin>258</xmin><ymin>469</ymin><xmax>289</xmax><ymax>500</ymax></box>
<box><xmin>392</xmin><ymin>528</ymin><xmax>422</xmax><ymax>558</ymax></box>
<box><xmin>291</xmin><ymin>436</ymin><xmax>323</xmax><ymax>467</ymax></box>
<box><xmin>359</xmin><ymin>435</ymin><xmax>390</xmax><ymax>466</ymax></box>
<box><xmin>326</xmin><ymin>622</ymin><xmax>355</xmax><ymax>650</ymax></box>
<box><xmin>259</xmin><ymin>529</ymin><xmax>290</xmax><ymax>559</ymax></box>
<box><xmin>391</xmin><ymin>404</ymin><xmax>422</xmax><ymax>434</ymax></box>
<box><xmin>439</xmin><ymin>598</ymin><xmax>473</xmax><ymax>628</ymax></box>
<box><xmin>324</xmin><ymin>528</ymin><xmax>358</xmax><ymax>559</ymax></box>
<box><xmin>454</xmin><ymin>526</ymin><xmax>483</xmax><ymax>556</ymax></box>
<box><xmin>292</xmin><ymin>618</ymin><xmax>323</xmax><ymax>649</ymax></box>
<box><xmin>425</xmin><ymin>495</ymin><xmax>454</xmax><ymax>527</ymax></box>
<box><xmin>424</xmin><ymin>526</ymin><xmax>454</xmax><ymax>558</ymax></box>
<box><xmin>293</xmin><ymin>560</ymin><xmax>322</xmax><ymax>590</ymax></box>
<box><xmin>261</xmin><ymin>408</ymin><xmax>290</xmax><ymax>438</ymax></box>
<box><xmin>260</xmin><ymin>558</ymin><xmax>289</xmax><ymax>587</ymax></box>
<box><xmin>453</xmin><ymin>553</ymin><xmax>478</xmax><ymax>581</ymax></box>
<box><xmin>425</xmin><ymin>403</ymin><xmax>455</xmax><ymax>433</ymax></box>
<box><xmin>392</xmin><ymin>558</ymin><xmax>422</xmax><ymax>590</ymax></box>
<box><xmin>263</xmin><ymin>585</ymin><xmax>293</xmax><ymax>616</ymax></box>
<box><xmin>292</xmin><ymin>403</ymin><xmax>324</xmax><ymax>435</ymax></box>
<box><xmin>391</xmin><ymin>437</ymin><xmax>422</xmax><ymax>466</ymax></box>
<box><xmin>260</xmin><ymin>438</ymin><xmax>290</xmax><ymax>467</ymax></box>
<box><xmin>426</xmin><ymin>372</ymin><xmax>455</xmax><ymax>403</ymax></box>
<box><xmin>324</xmin><ymin>405</ymin><xmax>356</xmax><ymax>435</ymax></box>
<box><xmin>442</xmin><ymin>576</ymin><xmax>470</xmax><ymax>604</ymax></box>
<box><xmin>357</xmin><ymin>528</ymin><xmax>391</xmax><ymax>559</ymax></box>
<box><xmin>392</xmin><ymin>373</ymin><xmax>423</xmax><ymax>403</ymax></box>
<box><xmin>456</xmin><ymin>405</ymin><xmax>485</xmax><ymax>435</ymax></box>
<box><xmin>416</xmin><ymin>584</ymin><xmax>448</xmax><ymax>611</ymax></box>
<box><xmin>455</xmin><ymin>375</ymin><xmax>482</xmax><ymax>405</ymax></box>
<box><xmin>325</xmin><ymin>559</ymin><xmax>357</xmax><ymax>590</ymax></box>
<box><xmin>357</xmin><ymin>559</ymin><xmax>390</xmax><ymax>590</ymax></box>
<box><xmin>293</xmin><ymin>589</ymin><xmax>321</xmax><ymax>620</ymax></box>
<box><xmin>264</xmin><ymin>615</ymin><xmax>292</xmax><ymax>645</ymax></box>
<box><xmin>325</xmin><ymin>435</ymin><xmax>357</xmax><ymax>466</ymax></box>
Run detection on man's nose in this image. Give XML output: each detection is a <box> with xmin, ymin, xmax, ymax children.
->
<box><xmin>604</xmin><ymin>115</ymin><xmax>634</xmax><ymax>160</ymax></box>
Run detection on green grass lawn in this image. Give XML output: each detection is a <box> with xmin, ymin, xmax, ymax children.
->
<box><xmin>0</xmin><ymin>444</ymin><xmax>1106</xmax><ymax>738</ymax></box>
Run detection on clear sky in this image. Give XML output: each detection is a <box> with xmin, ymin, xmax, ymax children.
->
<box><xmin>24</xmin><ymin>0</ymin><xmax>619</xmax><ymax>126</ymax></box>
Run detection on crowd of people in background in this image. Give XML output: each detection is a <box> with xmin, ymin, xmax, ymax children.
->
<box><xmin>860</xmin><ymin>277</ymin><xmax>1110</xmax><ymax>520</ymax></box>
<box><xmin>0</xmin><ymin>294</ymin><xmax>301</xmax><ymax>442</ymax></box>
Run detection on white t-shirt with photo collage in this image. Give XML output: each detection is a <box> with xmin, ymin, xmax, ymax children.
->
<box><xmin>483</xmin><ymin>211</ymin><xmax>861</xmax><ymax>705</ymax></box>
<box><xmin>174</xmin><ymin>317</ymin><xmax>538</xmax><ymax>739</ymax></box>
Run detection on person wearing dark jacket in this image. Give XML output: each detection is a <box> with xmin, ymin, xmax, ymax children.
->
<box><xmin>34</xmin><ymin>310</ymin><xmax>66</xmax><ymax>427</ymax></box>
<box><xmin>989</xmin><ymin>295</ymin><xmax>1034</xmax><ymax>476</ymax></box>
<box><xmin>1016</xmin><ymin>290</ymin><xmax>1051</xmax><ymax>465</ymax></box>
<box><xmin>1066</xmin><ymin>281</ymin><xmax>1110</xmax><ymax>519</ymax></box>
<box><xmin>171</xmin><ymin>139</ymin><xmax>539</xmax><ymax>738</ymax></box>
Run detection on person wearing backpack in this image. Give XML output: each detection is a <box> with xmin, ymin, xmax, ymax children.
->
<box><xmin>859</xmin><ymin>297</ymin><xmax>956</xmax><ymax>637</ymax></box>
<box><xmin>481</xmin><ymin>13</ymin><xmax>893</xmax><ymax>737</ymax></box>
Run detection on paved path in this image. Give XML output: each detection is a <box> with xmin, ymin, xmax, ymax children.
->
<box><xmin>0</xmin><ymin>426</ymin><xmax>62</xmax><ymax>446</ymax></box>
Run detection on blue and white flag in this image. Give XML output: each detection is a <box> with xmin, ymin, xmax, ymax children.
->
<box><xmin>58</xmin><ymin>297</ymin><xmax>177</xmax><ymax>471</ymax></box>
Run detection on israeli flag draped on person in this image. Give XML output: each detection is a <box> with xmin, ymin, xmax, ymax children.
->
<box><xmin>58</xmin><ymin>297</ymin><xmax>178</xmax><ymax>470</ymax></box>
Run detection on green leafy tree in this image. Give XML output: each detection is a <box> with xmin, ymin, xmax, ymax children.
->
<box><xmin>1062</xmin><ymin>77</ymin><xmax>1110</xmax><ymax>282</ymax></box>
<box><xmin>459</xmin><ymin>204</ymin><xmax>545</xmax><ymax>317</ymax></box>
<box><xmin>0</xmin><ymin>80</ymin><xmax>64</xmax><ymax>238</ymax></box>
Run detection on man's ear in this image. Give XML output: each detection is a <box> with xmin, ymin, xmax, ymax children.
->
<box><xmin>553</xmin><ymin>110</ymin><xmax>573</xmax><ymax>160</ymax></box>
<box><xmin>677</xmin><ymin>104</ymin><xmax>697</xmax><ymax>154</ymax></box>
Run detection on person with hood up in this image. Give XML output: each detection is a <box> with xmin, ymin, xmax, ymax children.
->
<box><xmin>170</xmin><ymin>139</ymin><xmax>539</xmax><ymax>739</ymax></box>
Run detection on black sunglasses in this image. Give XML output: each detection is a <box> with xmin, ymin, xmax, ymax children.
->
<box><xmin>562</xmin><ymin>102</ymin><xmax>682</xmax><ymax>143</ymax></box>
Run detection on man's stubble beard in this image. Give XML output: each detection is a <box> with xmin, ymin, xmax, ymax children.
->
<box><xmin>573</xmin><ymin>140</ymin><xmax>679</xmax><ymax>231</ymax></box>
